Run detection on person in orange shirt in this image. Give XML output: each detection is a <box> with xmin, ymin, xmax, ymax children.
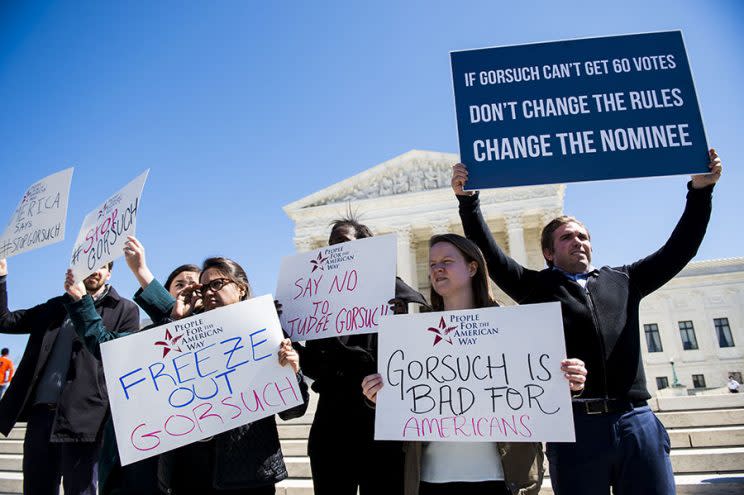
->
<box><xmin>0</xmin><ymin>348</ymin><xmax>14</xmax><ymax>398</ymax></box>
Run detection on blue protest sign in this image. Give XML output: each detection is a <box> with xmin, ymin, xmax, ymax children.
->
<box><xmin>450</xmin><ymin>31</ymin><xmax>709</xmax><ymax>189</ymax></box>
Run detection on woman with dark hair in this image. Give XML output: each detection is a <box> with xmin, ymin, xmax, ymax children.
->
<box><xmin>65</xmin><ymin>251</ymin><xmax>309</xmax><ymax>495</ymax></box>
<box><xmin>362</xmin><ymin>234</ymin><xmax>587</xmax><ymax>495</ymax></box>
<box><xmin>297</xmin><ymin>216</ymin><xmax>430</xmax><ymax>495</ymax></box>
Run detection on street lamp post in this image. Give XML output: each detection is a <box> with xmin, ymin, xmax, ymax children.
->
<box><xmin>670</xmin><ymin>359</ymin><xmax>682</xmax><ymax>387</ymax></box>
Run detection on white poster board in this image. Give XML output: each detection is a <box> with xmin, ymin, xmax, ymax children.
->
<box><xmin>375</xmin><ymin>302</ymin><xmax>575</xmax><ymax>442</ymax></box>
<box><xmin>275</xmin><ymin>234</ymin><xmax>397</xmax><ymax>342</ymax></box>
<box><xmin>69</xmin><ymin>170</ymin><xmax>148</xmax><ymax>281</ymax></box>
<box><xmin>101</xmin><ymin>295</ymin><xmax>304</xmax><ymax>465</ymax></box>
<box><xmin>0</xmin><ymin>168</ymin><xmax>74</xmax><ymax>259</ymax></box>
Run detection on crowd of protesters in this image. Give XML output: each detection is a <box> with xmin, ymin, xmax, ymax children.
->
<box><xmin>0</xmin><ymin>149</ymin><xmax>722</xmax><ymax>495</ymax></box>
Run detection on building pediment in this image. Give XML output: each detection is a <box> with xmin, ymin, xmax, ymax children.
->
<box><xmin>284</xmin><ymin>150</ymin><xmax>457</xmax><ymax>211</ymax></box>
<box><xmin>284</xmin><ymin>149</ymin><xmax>565</xmax><ymax>215</ymax></box>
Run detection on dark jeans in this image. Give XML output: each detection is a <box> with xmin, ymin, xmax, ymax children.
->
<box><xmin>547</xmin><ymin>405</ymin><xmax>675</xmax><ymax>495</ymax></box>
<box><xmin>419</xmin><ymin>481</ymin><xmax>509</xmax><ymax>495</ymax></box>
<box><xmin>23</xmin><ymin>405</ymin><xmax>101</xmax><ymax>495</ymax></box>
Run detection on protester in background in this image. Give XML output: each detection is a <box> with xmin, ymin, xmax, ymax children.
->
<box><xmin>0</xmin><ymin>257</ymin><xmax>139</xmax><ymax>495</ymax></box>
<box><xmin>296</xmin><ymin>216</ymin><xmax>430</xmax><ymax>495</ymax></box>
<box><xmin>66</xmin><ymin>254</ymin><xmax>309</xmax><ymax>494</ymax></box>
<box><xmin>362</xmin><ymin>234</ymin><xmax>575</xmax><ymax>495</ymax></box>
<box><xmin>0</xmin><ymin>347</ymin><xmax>14</xmax><ymax>398</ymax></box>
<box><xmin>728</xmin><ymin>375</ymin><xmax>740</xmax><ymax>393</ymax></box>
<box><xmin>451</xmin><ymin>149</ymin><xmax>722</xmax><ymax>495</ymax></box>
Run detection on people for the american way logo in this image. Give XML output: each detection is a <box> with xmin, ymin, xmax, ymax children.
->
<box><xmin>309</xmin><ymin>251</ymin><xmax>328</xmax><ymax>273</ymax></box>
<box><xmin>427</xmin><ymin>317</ymin><xmax>457</xmax><ymax>346</ymax></box>
<box><xmin>154</xmin><ymin>328</ymin><xmax>183</xmax><ymax>357</ymax></box>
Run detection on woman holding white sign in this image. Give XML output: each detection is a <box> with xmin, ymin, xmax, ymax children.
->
<box><xmin>363</xmin><ymin>234</ymin><xmax>587</xmax><ymax>495</ymax></box>
<box><xmin>65</xmin><ymin>255</ymin><xmax>309</xmax><ymax>495</ymax></box>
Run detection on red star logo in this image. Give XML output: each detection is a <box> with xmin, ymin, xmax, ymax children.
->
<box><xmin>310</xmin><ymin>251</ymin><xmax>328</xmax><ymax>273</ymax></box>
<box><xmin>154</xmin><ymin>328</ymin><xmax>183</xmax><ymax>357</ymax></box>
<box><xmin>427</xmin><ymin>317</ymin><xmax>457</xmax><ymax>346</ymax></box>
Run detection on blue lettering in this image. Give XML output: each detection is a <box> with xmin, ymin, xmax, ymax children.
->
<box><xmin>194</xmin><ymin>343</ymin><xmax>217</xmax><ymax>378</ymax></box>
<box><xmin>221</xmin><ymin>336</ymin><xmax>250</xmax><ymax>370</ymax></box>
<box><xmin>119</xmin><ymin>368</ymin><xmax>145</xmax><ymax>400</ymax></box>
<box><xmin>149</xmin><ymin>362</ymin><xmax>177</xmax><ymax>392</ymax></box>
<box><xmin>215</xmin><ymin>368</ymin><xmax>236</xmax><ymax>394</ymax></box>
<box><xmin>173</xmin><ymin>352</ymin><xmax>196</xmax><ymax>384</ymax></box>
<box><xmin>249</xmin><ymin>328</ymin><xmax>270</xmax><ymax>362</ymax></box>
<box><xmin>168</xmin><ymin>386</ymin><xmax>196</xmax><ymax>408</ymax></box>
<box><xmin>193</xmin><ymin>378</ymin><xmax>219</xmax><ymax>401</ymax></box>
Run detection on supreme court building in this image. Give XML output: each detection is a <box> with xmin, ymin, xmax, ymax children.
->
<box><xmin>284</xmin><ymin>150</ymin><xmax>744</xmax><ymax>395</ymax></box>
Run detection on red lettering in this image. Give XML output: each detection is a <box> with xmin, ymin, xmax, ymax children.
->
<box><xmin>83</xmin><ymin>230</ymin><xmax>94</xmax><ymax>253</ymax></box>
<box><xmin>240</xmin><ymin>390</ymin><xmax>265</xmax><ymax>413</ymax></box>
<box><xmin>130</xmin><ymin>423</ymin><xmax>161</xmax><ymax>451</ymax></box>
<box><xmin>192</xmin><ymin>402</ymin><xmax>224</xmax><ymax>432</ymax></box>
<box><xmin>262</xmin><ymin>383</ymin><xmax>278</xmax><ymax>407</ymax></box>
<box><xmin>454</xmin><ymin>415</ymin><xmax>471</xmax><ymax>437</ymax></box>
<box><xmin>329</xmin><ymin>270</ymin><xmax>357</xmax><ymax>293</ymax></box>
<box><xmin>274</xmin><ymin>376</ymin><xmax>299</xmax><ymax>404</ymax></box>
<box><xmin>221</xmin><ymin>396</ymin><xmax>242</xmax><ymax>420</ymax></box>
<box><xmin>476</xmin><ymin>417</ymin><xmax>487</xmax><ymax>436</ymax></box>
<box><xmin>164</xmin><ymin>414</ymin><xmax>196</xmax><ymax>437</ymax></box>
<box><xmin>519</xmin><ymin>414</ymin><xmax>533</xmax><ymax>437</ymax></box>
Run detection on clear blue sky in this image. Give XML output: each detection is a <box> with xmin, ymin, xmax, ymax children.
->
<box><xmin>1</xmin><ymin>0</ymin><xmax>742</xmax><ymax>360</ymax></box>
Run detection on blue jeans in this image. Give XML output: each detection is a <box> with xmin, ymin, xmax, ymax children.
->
<box><xmin>547</xmin><ymin>405</ymin><xmax>675</xmax><ymax>495</ymax></box>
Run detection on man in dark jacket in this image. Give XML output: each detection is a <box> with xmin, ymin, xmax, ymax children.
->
<box><xmin>451</xmin><ymin>149</ymin><xmax>722</xmax><ymax>495</ymax></box>
<box><xmin>0</xmin><ymin>258</ymin><xmax>140</xmax><ymax>495</ymax></box>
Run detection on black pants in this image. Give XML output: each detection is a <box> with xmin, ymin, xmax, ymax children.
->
<box><xmin>165</xmin><ymin>439</ymin><xmax>276</xmax><ymax>495</ymax></box>
<box><xmin>419</xmin><ymin>481</ymin><xmax>510</xmax><ymax>495</ymax></box>
<box><xmin>309</xmin><ymin>400</ymin><xmax>404</xmax><ymax>495</ymax></box>
<box><xmin>23</xmin><ymin>405</ymin><xmax>101</xmax><ymax>495</ymax></box>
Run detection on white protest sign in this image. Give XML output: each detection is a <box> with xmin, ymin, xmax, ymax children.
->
<box><xmin>101</xmin><ymin>294</ymin><xmax>304</xmax><ymax>465</ymax></box>
<box><xmin>69</xmin><ymin>170</ymin><xmax>148</xmax><ymax>281</ymax></box>
<box><xmin>375</xmin><ymin>302</ymin><xmax>575</xmax><ymax>442</ymax></box>
<box><xmin>275</xmin><ymin>234</ymin><xmax>397</xmax><ymax>342</ymax></box>
<box><xmin>0</xmin><ymin>168</ymin><xmax>74</xmax><ymax>259</ymax></box>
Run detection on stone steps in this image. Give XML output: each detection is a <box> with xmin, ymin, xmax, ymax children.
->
<box><xmin>0</xmin><ymin>473</ymin><xmax>21</xmax><ymax>495</ymax></box>
<box><xmin>671</xmin><ymin>447</ymin><xmax>744</xmax><ymax>473</ymax></box>
<box><xmin>657</xmin><ymin>408</ymin><xmax>744</xmax><ymax>428</ymax></box>
<box><xmin>668</xmin><ymin>425</ymin><xmax>744</xmax><ymax>448</ymax></box>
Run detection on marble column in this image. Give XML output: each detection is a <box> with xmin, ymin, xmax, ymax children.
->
<box><xmin>505</xmin><ymin>214</ymin><xmax>528</xmax><ymax>265</ymax></box>
<box><xmin>395</xmin><ymin>225</ymin><xmax>415</xmax><ymax>287</ymax></box>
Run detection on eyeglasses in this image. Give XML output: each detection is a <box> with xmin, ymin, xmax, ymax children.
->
<box><xmin>194</xmin><ymin>278</ymin><xmax>234</xmax><ymax>296</ymax></box>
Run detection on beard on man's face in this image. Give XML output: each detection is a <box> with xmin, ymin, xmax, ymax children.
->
<box><xmin>83</xmin><ymin>274</ymin><xmax>106</xmax><ymax>293</ymax></box>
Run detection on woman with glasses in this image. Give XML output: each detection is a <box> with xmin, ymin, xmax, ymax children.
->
<box><xmin>361</xmin><ymin>234</ymin><xmax>586</xmax><ymax>495</ymax></box>
<box><xmin>64</xmin><ymin>251</ymin><xmax>309</xmax><ymax>495</ymax></box>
